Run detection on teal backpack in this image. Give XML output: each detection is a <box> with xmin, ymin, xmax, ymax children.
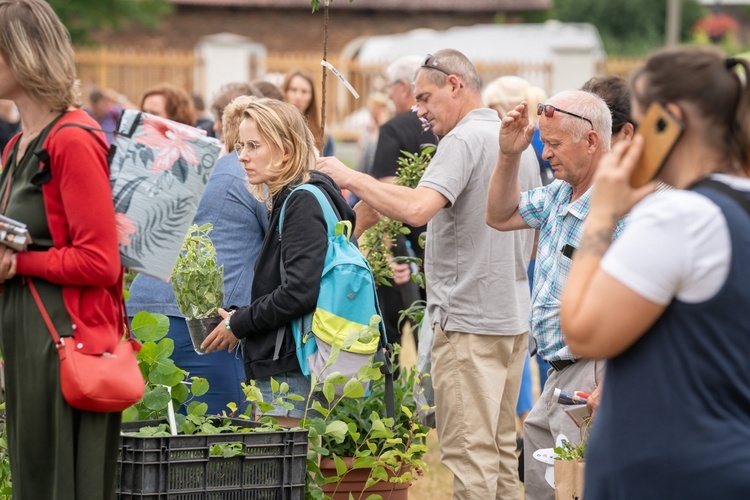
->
<box><xmin>273</xmin><ymin>184</ymin><xmax>393</xmax><ymax>406</ymax></box>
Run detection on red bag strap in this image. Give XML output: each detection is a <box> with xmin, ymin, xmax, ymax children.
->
<box><xmin>26</xmin><ymin>276</ymin><xmax>63</xmax><ymax>346</ymax></box>
<box><xmin>26</xmin><ymin>276</ymin><xmax>137</xmax><ymax>348</ymax></box>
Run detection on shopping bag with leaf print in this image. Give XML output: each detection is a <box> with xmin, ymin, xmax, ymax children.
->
<box><xmin>110</xmin><ymin>110</ymin><xmax>221</xmax><ymax>280</ymax></box>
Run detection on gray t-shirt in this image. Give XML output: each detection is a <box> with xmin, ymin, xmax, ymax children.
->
<box><xmin>418</xmin><ymin>108</ymin><xmax>541</xmax><ymax>335</ymax></box>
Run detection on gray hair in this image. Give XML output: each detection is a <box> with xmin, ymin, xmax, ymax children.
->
<box><xmin>385</xmin><ymin>55</ymin><xmax>423</xmax><ymax>85</ymax></box>
<box><xmin>416</xmin><ymin>49</ymin><xmax>482</xmax><ymax>92</ymax></box>
<box><xmin>548</xmin><ymin>90</ymin><xmax>612</xmax><ymax>151</ymax></box>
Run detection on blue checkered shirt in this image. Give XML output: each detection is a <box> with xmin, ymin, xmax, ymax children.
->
<box><xmin>519</xmin><ymin>180</ymin><xmax>627</xmax><ymax>362</ymax></box>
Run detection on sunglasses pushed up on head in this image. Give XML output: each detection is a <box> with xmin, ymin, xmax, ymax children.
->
<box><xmin>537</xmin><ymin>103</ymin><xmax>593</xmax><ymax>129</ymax></box>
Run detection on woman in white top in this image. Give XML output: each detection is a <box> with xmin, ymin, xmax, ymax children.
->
<box><xmin>561</xmin><ymin>46</ymin><xmax>750</xmax><ymax>499</ymax></box>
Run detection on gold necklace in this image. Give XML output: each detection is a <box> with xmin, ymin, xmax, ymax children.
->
<box><xmin>19</xmin><ymin>109</ymin><xmax>56</xmax><ymax>148</ymax></box>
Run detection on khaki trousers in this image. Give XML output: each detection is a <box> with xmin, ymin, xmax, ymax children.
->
<box><xmin>432</xmin><ymin>324</ymin><xmax>528</xmax><ymax>500</ymax></box>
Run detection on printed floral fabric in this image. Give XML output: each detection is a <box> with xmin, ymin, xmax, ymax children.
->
<box><xmin>110</xmin><ymin>110</ymin><xmax>221</xmax><ymax>280</ymax></box>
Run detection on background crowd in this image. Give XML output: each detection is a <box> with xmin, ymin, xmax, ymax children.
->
<box><xmin>1</xmin><ymin>0</ymin><xmax>750</xmax><ymax>499</ymax></box>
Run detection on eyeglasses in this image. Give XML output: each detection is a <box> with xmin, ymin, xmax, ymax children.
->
<box><xmin>421</xmin><ymin>54</ymin><xmax>452</xmax><ymax>77</ymax></box>
<box><xmin>537</xmin><ymin>103</ymin><xmax>593</xmax><ymax>130</ymax></box>
<box><xmin>234</xmin><ymin>141</ymin><xmax>265</xmax><ymax>158</ymax></box>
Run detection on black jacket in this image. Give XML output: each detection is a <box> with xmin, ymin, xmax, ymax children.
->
<box><xmin>229</xmin><ymin>171</ymin><xmax>356</xmax><ymax>380</ymax></box>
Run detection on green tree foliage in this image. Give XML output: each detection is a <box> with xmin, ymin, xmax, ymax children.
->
<box><xmin>48</xmin><ymin>0</ymin><xmax>172</xmax><ymax>45</ymax></box>
<box><xmin>526</xmin><ymin>0</ymin><xmax>706</xmax><ymax>56</ymax></box>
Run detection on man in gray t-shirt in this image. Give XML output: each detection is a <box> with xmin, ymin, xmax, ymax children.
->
<box><xmin>319</xmin><ymin>48</ymin><xmax>540</xmax><ymax>499</ymax></box>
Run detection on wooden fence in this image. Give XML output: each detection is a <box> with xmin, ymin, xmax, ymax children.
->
<box><xmin>76</xmin><ymin>47</ymin><xmax>637</xmax><ymax>137</ymax></box>
<box><xmin>75</xmin><ymin>48</ymin><xmax>199</xmax><ymax>108</ymax></box>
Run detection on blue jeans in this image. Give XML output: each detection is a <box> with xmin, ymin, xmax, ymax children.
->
<box><xmin>253</xmin><ymin>370</ymin><xmax>312</xmax><ymax>419</ymax></box>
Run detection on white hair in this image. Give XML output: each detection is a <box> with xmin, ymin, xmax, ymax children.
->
<box><xmin>548</xmin><ymin>90</ymin><xmax>612</xmax><ymax>150</ymax></box>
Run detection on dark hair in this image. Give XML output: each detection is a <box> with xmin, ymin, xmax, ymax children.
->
<box><xmin>89</xmin><ymin>89</ymin><xmax>105</xmax><ymax>104</ymax></box>
<box><xmin>210</xmin><ymin>82</ymin><xmax>262</xmax><ymax>120</ymax></box>
<box><xmin>252</xmin><ymin>80</ymin><xmax>284</xmax><ymax>101</ymax></box>
<box><xmin>581</xmin><ymin>76</ymin><xmax>633</xmax><ymax>135</ymax></box>
<box><xmin>632</xmin><ymin>46</ymin><xmax>750</xmax><ymax>174</ymax></box>
<box><xmin>140</xmin><ymin>82</ymin><xmax>196</xmax><ymax>126</ymax></box>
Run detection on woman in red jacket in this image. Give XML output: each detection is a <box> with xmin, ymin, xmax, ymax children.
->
<box><xmin>0</xmin><ymin>1</ymin><xmax>123</xmax><ymax>498</ymax></box>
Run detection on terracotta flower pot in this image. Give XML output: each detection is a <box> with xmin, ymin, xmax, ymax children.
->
<box><xmin>319</xmin><ymin>457</ymin><xmax>411</xmax><ymax>500</ymax></box>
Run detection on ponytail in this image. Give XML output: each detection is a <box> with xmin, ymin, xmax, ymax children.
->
<box><xmin>728</xmin><ymin>57</ymin><xmax>750</xmax><ymax>175</ymax></box>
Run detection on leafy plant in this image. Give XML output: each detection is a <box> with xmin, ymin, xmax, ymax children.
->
<box><xmin>0</xmin><ymin>403</ymin><xmax>11</xmax><ymax>497</ymax></box>
<box><xmin>359</xmin><ymin>146</ymin><xmax>433</xmax><ymax>287</ymax></box>
<box><xmin>553</xmin><ymin>438</ymin><xmax>585</xmax><ymax>461</ymax></box>
<box><xmin>242</xmin><ymin>332</ymin><xmax>430</xmax><ymax>500</ymax></box>
<box><xmin>304</xmin><ymin>366</ymin><xmax>429</xmax><ymax>499</ymax></box>
<box><xmin>553</xmin><ymin>419</ymin><xmax>590</xmax><ymax>461</ymax></box>
<box><xmin>171</xmin><ymin>223</ymin><xmax>224</xmax><ymax>319</ymax></box>
<box><xmin>122</xmin><ymin>311</ymin><xmax>211</xmax><ymax>427</ymax></box>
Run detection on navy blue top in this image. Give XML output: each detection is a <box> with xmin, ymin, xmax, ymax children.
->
<box><xmin>585</xmin><ymin>183</ymin><xmax>750</xmax><ymax>499</ymax></box>
<box><xmin>127</xmin><ymin>153</ymin><xmax>268</xmax><ymax>316</ymax></box>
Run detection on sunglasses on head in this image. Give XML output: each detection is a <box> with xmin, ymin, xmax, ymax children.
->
<box><xmin>537</xmin><ymin>103</ymin><xmax>593</xmax><ymax>130</ymax></box>
<box><xmin>422</xmin><ymin>54</ymin><xmax>452</xmax><ymax>76</ymax></box>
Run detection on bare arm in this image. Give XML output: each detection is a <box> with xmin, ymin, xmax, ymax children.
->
<box><xmin>486</xmin><ymin>102</ymin><xmax>536</xmax><ymax>231</ymax></box>
<box><xmin>561</xmin><ymin>137</ymin><xmax>663</xmax><ymax>358</ymax></box>
<box><xmin>317</xmin><ymin>156</ymin><xmax>447</xmax><ymax>227</ymax></box>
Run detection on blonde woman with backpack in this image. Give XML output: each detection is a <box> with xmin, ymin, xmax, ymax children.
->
<box><xmin>201</xmin><ymin>98</ymin><xmax>356</xmax><ymax>427</ymax></box>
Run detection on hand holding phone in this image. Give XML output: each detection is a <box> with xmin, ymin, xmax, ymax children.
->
<box><xmin>630</xmin><ymin>102</ymin><xmax>683</xmax><ymax>188</ymax></box>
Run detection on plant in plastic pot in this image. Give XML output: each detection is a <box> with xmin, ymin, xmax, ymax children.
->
<box><xmin>171</xmin><ymin>223</ymin><xmax>224</xmax><ymax>354</ymax></box>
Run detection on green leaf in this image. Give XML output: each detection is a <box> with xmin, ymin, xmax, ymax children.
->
<box><xmin>353</xmin><ymin>455</ymin><xmax>378</xmax><ymax>469</ymax></box>
<box><xmin>324</xmin><ymin>372</ymin><xmax>347</xmax><ymax>385</ymax></box>
<box><xmin>143</xmin><ymin>386</ymin><xmax>170</xmax><ymax>411</ymax></box>
<box><xmin>121</xmin><ymin>405</ymin><xmax>140</xmax><ymax>422</ymax></box>
<box><xmin>270</xmin><ymin>377</ymin><xmax>280</xmax><ymax>394</ymax></box>
<box><xmin>171</xmin><ymin>382</ymin><xmax>190</xmax><ymax>403</ymax></box>
<box><xmin>256</xmin><ymin>401</ymin><xmax>275</xmax><ymax>414</ymax></box>
<box><xmin>153</xmin><ymin>357</ymin><xmax>177</xmax><ymax>375</ymax></box>
<box><xmin>371</xmin><ymin>466</ymin><xmax>388</xmax><ymax>483</ymax></box>
<box><xmin>279</xmin><ymin>381</ymin><xmax>290</xmax><ymax>395</ymax></box>
<box><xmin>187</xmin><ymin>401</ymin><xmax>208</xmax><ymax>417</ymax></box>
<box><xmin>325</xmin><ymin>421</ymin><xmax>348</xmax><ymax>443</ymax></box>
<box><xmin>334</xmin><ymin>454</ymin><xmax>348</xmax><ymax>477</ymax></box>
<box><xmin>401</xmin><ymin>405</ymin><xmax>412</xmax><ymax>418</ymax></box>
<box><xmin>154</xmin><ymin>337</ymin><xmax>175</xmax><ymax>359</ymax></box>
<box><xmin>323</xmin><ymin>381</ymin><xmax>335</xmax><ymax>403</ymax></box>
<box><xmin>191</xmin><ymin>377</ymin><xmax>210</xmax><ymax>397</ymax></box>
<box><xmin>131</xmin><ymin>312</ymin><xmax>169</xmax><ymax>342</ymax></box>
<box><xmin>148</xmin><ymin>364</ymin><xmax>184</xmax><ymax>387</ymax></box>
<box><xmin>342</xmin><ymin>379</ymin><xmax>365</xmax><ymax>399</ymax></box>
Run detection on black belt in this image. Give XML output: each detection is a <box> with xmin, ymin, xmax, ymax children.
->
<box><xmin>548</xmin><ymin>359</ymin><xmax>577</xmax><ymax>371</ymax></box>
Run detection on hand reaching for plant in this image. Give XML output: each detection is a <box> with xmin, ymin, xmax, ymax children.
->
<box><xmin>201</xmin><ymin>308</ymin><xmax>239</xmax><ymax>353</ymax></box>
<box><xmin>352</xmin><ymin>201</ymin><xmax>381</xmax><ymax>238</ymax></box>
<box><xmin>391</xmin><ymin>260</ymin><xmax>412</xmax><ymax>286</ymax></box>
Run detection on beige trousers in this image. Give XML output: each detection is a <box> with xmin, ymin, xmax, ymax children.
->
<box><xmin>432</xmin><ymin>324</ymin><xmax>528</xmax><ymax>500</ymax></box>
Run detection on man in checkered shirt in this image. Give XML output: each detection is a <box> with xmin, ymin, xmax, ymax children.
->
<box><xmin>486</xmin><ymin>89</ymin><xmax>627</xmax><ymax>500</ymax></box>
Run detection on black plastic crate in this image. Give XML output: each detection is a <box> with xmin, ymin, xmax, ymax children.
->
<box><xmin>118</xmin><ymin>418</ymin><xmax>308</xmax><ymax>499</ymax></box>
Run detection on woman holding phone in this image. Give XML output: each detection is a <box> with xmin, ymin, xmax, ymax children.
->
<box><xmin>561</xmin><ymin>46</ymin><xmax>750</xmax><ymax>498</ymax></box>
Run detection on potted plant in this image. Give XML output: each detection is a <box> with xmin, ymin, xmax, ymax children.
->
<box><xmin>171</xmin><ymin>223</ymin><xmax>224</xmax><ymax>354</ymax></box>
<box><xmin>244</xmin><ymin>341</ymin><xmax>430</xmax><ymax>500</ymax></box>
<box><xmin>312</xmin><ymin>364</ymin><xmax>430</xmax><ymax>500</ymax></box>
